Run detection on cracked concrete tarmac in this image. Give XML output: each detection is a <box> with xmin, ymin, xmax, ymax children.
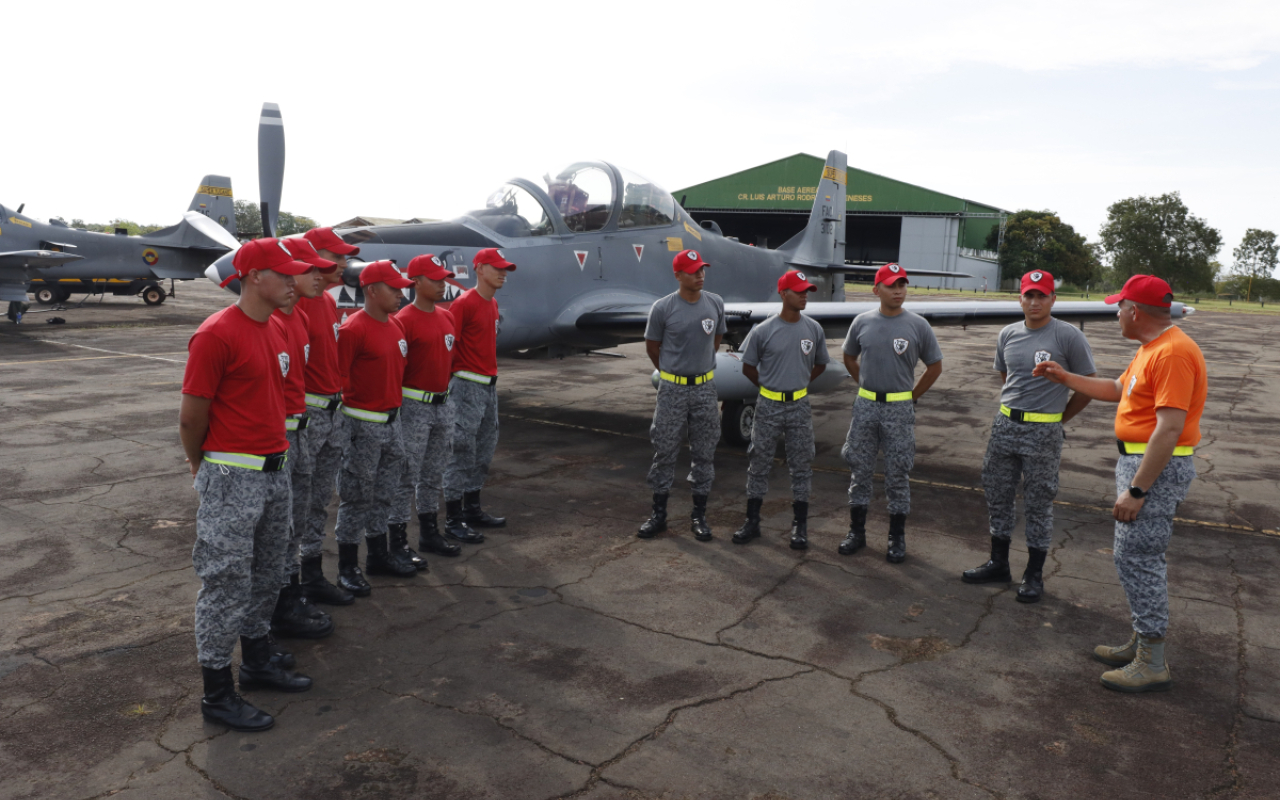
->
<box><xmin>1</xmin><ymin>282</ymin><xmax>1278</xmax><ymax>799</ymax></box>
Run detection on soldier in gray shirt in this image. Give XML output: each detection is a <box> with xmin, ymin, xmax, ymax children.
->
<box><xmin>837</xmin><ymin>264</ymin><xmax>943</xmax><ymax>563</ymax></box>
<box><xmin>963</xmin><ymin>270</ymin><xmax>1096</xmax><ymax>603</ymax></box>
<box><xmin>638</xmin><ymin>249</ymin><xmax>727</xmax><ymax>542</ymax></box>
<box><xmin>732</xmin><ymin>272</ymin><xmax>830</xmax><ymax>549</ymax></box>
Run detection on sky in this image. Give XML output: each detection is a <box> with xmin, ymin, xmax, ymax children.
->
<box><xmin>7</xmin><ymin>0</ymin><xmax>1279</xmax><ymax>266</ymax></box>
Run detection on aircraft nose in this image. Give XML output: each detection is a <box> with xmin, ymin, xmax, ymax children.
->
<box><xmin>207</xmin><ymin>253</ymin><xmax>240</xmax><ymax>294</ymax></box>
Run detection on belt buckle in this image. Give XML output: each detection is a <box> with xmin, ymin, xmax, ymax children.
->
<box><xmin>387</xmin><ymin>407</ymin><xmax>399</xmax><ymax>423</ymax></box>
<box><xmin>264</xmin><ymin>453</ymin><xmax>287</xmax><ymax>472</ymax></box>
<box><xmin>1009</xmin><ymin>408</ymin><xmax>1025</xmax><ymax>423</ymax></box>
<box><xmin>876</xmin><ymin>392</ymin><xmax>887</xmax><ymax>403</ymax></box>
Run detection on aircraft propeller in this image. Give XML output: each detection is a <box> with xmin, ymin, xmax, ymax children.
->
<box><xmin>258</xmin><ymin>102</ymin><xmax>286</xmax><ymax>239</ymax></box>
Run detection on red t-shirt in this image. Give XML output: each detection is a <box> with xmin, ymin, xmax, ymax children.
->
<box><xmin>183</xmin><ymin>305</ymin><xmax>289</xmax><ymax>455</ymax></box>
<box><xmin>338</xmin><ymin>309</ymin><xmax>408</xmax><ymax>412</ymax></box>
<box><xmin>273</xmin><ymin>306</ymin><xmax>310</xmax><ymax>415</ymax></box>
<box><xmin>449</xmin><ymin>288</ymin><xmax>499</xmax><ymax>377</ymax></box>
<box><xmin>395</xmin><ymin>304</ymin><xmax>456</xmax><ymax>393</ymax></box>
<box><xmin>297</xmin><ymin>292</ymin><xmax>343</xmax><ymax>395</ymax></box>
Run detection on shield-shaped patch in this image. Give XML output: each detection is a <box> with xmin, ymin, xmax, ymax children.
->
<box><xmin>893</xmin><ymin>338</ymin><xmax>908</xmax><ymax>355</ymax></box>
<box><xmin>332</xmin><ymin>322</ymin><xmax>340</xmax><ymax>342</ymax></box>
<box><xmin>701</xmin><ymin>318</ymin><xmax>715</xmax><ymax>335</ymax></box>
<box><xmin>304</xmin><ymin>343</ymin><xmax>311</xmax><ymax>365</ymax></box>
<box><xmin>278</xmin><ymin>352</ymin><xmax>290</xmax><ymax>378</ymax></box>
<box><xmin>495</xmin><ymin>319</ymin><xmax>501</xmax><ymax>335</ymax></box>
<box><xmin>1127</xmin><ymin>375</ymin><xmax>1137</xmax><ymax>396</ymax></box>
<box><xmin>1035</xmin><ymin>350</ymin><xmax>1051</xmax><ymax>365</ymax></box>
<box><xmin>398</xmin><ymin>339</ymin><xmax>408</xmax><ymax>358</ymax></box>
<box><xmin>800</xmin><ymin>339</ymin><xmax>814</xmax><ymax>355</ymax></box>
<box><xmin>444</xmin><ymin>334</ymin><xmax>455</xmax><ymax>351</ymax></box>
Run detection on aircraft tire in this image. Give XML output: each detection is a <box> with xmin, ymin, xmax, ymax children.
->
<box><xmin>54</xmin><ymin>287</ymin><xmax>73</xmax><ymax>303</ymax></box>
<box><xmin>142</xmin><ymin>284</ymin><xmax>166</xmax><ymax>306</ymax></box>
<box><xmin>721</xmin><ymin>400</ymin><xmax>755</xmax><ymax>447</ymax></box>
<box><xmin>34</xmin><ymin>287</ymin><xmax>58</xmax><ymax>305</ymax></box>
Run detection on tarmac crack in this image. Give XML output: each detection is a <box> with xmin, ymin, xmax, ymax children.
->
<box><xmin>714</xmin><ymin>557</ymin><xmax>806</xmax><ymax>641</ymax></box>
<box><xmin>1209</xmin><ymin>544</ymin><xmax>1249</xmax><ymax>798</ymax></box>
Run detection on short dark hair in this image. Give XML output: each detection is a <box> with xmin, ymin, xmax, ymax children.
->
<box><xmin>1133</xmin><ymin>301</ymin><xmax>1171</xmax><ymax>319</ymax></box>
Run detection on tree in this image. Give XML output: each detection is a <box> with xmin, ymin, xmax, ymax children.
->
<box><xmin>1098</xmin><ymin>192</ymin><xmax>1221</xmax><ymax>293</ymax></box>
<box><xmin>275</xmin><ymin>211</ymin><xmax>319</xmax><ymax>236</ymax></box>
<box><xmin>61</xmin><ymin>218</ymin><xmax>163</xmax><ymax>235</ymax></box>
<box><xmin>984</xmin><ymin>210</ymin><xmax>1100</xmax><ymax>287</ymax></box>
<box><xmin>1231</xmin><ymin>228</ymin><xmax>1278</xmax><ymax>280</ymax></box>
<box><xmin>233</xmin><ymin>199</ymin><xmax>317</xmax><ymax>238</ymax></box>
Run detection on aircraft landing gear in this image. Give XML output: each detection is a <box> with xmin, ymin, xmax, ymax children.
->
<box><xmin>721</xmin><ymin>400</ymin><xmax>755</xmax><ymax>446</ymax></box>
<box><xmin>141</xmin><ymin>283</ymin><xmax>166</xmax><ymax>306</ymax></box>
<box><xmin>7</xmin><ymin>301</ymin><xmax>27</xmax><ymax>323</ymax></box>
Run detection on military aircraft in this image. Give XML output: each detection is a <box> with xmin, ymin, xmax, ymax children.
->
<box><xmin>1</xmin><ymin>176</ymin><xmax>238</xmax><ymax>320</ymax></box>
<box><xmin>207</xmin><ymin>104</ymin><xmax>1195</xmax><ymax>442</ymax></box>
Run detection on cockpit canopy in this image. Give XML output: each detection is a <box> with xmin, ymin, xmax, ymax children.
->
<box><xmin>468</xmin><ymin>162</ymin><xmax>678</xmax><ymax>238</ymax></box>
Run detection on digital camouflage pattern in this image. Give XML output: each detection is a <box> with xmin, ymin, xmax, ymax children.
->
<box><xmin>1113</xmin><ymin>454</ymin><xmax>1196</xmax><ymax>638</ymax></box>
<box><xmin>982</xmin><ymin>412</ymin><xmax>1064</xmax><ymax>549</ymax></box>
<box><xmin>300</xmin><ymin>402</ymin><xmax>346</xmax><ymax>559</ymax></box>
<box><xmin>192</xmin><ymin>461</ymin><xmax>291</xmax><ymax>668</ymax></box>
<box><xmin>842</xmin><ymin>396</ymin><xmax>915</xmax><ymax>514</ymax></box>
<box><xmin>335</xmin><ymin>415</ymin><xmax>405</xmax><ymax>544</ymax></box>
<box><xmin>746</xmin><ymin>396</ymin><xmax>815</xmax><ymax>502</ymax></box>
<box><xmin>647</xmin><ymin>381</ymin><xmax>720</xmax><ymax>496</ymax></box>
<box><xmin>281</xmin><ymin>426</ymin><xmax>313</xmax><ymax>583</ymax></box>
<box><xmin>392</xmin><ymin>398</ymin><xmax>454</xmax><ymax>522</ymax></box>
<box><xmin>443</xmin><ymin>378</ymin><xmax>499</xmax><ymax>501</ymax></box>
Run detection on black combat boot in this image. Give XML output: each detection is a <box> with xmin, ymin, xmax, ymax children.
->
<box><xmin>336</xmin><ymin>543</ymin><xmax>372</xmax><ymax>597</ymax></box>
<box><xmin>839</xmin><ymin>506</ymin><xmax>867</xmax><ymax>555</ymax></box>
<box><xmin>962</xmin><ymin>536</ymin><xmax>1013</xmax><ymax>584</ymax></box>
<box><xmin>267</xmin><ymin>632</ymin><xmax>295</xmax><ymax>670</ymax></box>
<box><xmin>732</xmin><ymin>498</ymin><xmax>763</xmax><ymax>544</ymax></box>
<box><xmin>238</xmin><ymin>635</ymin><xmax>313</xmax><ymax>693</ymax></box>
<box><xmin>445</xmin><ymin>499</ymin><xmax>485</xmax><ymax>544</ymax></box>
<box><xmin>789</xmin><ymin>501</ymin><xmax>809</xmax><ymax>550</ymax></box>
<box><xmin>691</xmin><ymin>494</ymin><xmax>713</xmax><ymax>542</ymax></box>
<box><xmin>637</xmin><ymin>493</ymin><xmax>669</xmax><ymax>539</ymax></box>
<box><xmin>1017</xmin><ymin>546</ymin><xmax>1049</xmax><ymax>604</ymax></box>
<box><xmin>887</xmin><ymin>513</ymin><xmax>907</xmax><ymax>563</ymax></box>
<box><xmin>201</xmin><ymin>666</ymin><xmax>274</xmax><ymax>732</ymax></box>
<box><xmin>365</xmin><ymin>532</ymin><xmax>417</xmax><ymax>577</ymax></box>
<box><xmin>300</xmin><ymin>553</ymin><xmax>354</xmax><ymax>606</ymax></box>
<box><xmin>270</xmin><ymin>579</ymin><xmax>334</xmax><ymax>640</ymax></box>
<box><xmin>418</xmin><ymin>512</ymin><xmax>461</xmax><ymax>557</ymax></box>
<box><xmin>463</xmin><ymin>490</ymin><xmax>506</xmax><ymax>528</ymax></box>
<box><xmin>389</xmin><ymin>522</ymin><xmax>427</xmax><ymax>571</ymax></box>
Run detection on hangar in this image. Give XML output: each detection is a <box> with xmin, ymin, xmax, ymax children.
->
<box><xmin>674</xmin><ymin>154</ymin><xmax>1007</xmax><ymax>290</ymax></box>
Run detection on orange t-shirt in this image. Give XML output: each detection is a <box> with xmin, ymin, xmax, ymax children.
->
<box><xmin>1114</xmin><ymin>326</ymin><xmax>1207</xmax><ymax>447</ymax></box>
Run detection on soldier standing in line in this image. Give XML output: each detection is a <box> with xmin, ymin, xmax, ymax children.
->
<box><xmin>442</xmin><ymin>248</ymin><xmax>516</xmax><ymax>541</ymax></box>
<box><xmin>391</xmin><ymin>254</ymin><xmax>462</xmax><ymax>564</ymax></box>
<box><xmin>732</xmin><ymin>270</ymin><xmax>829</xmax><ymax>549</ymax></box>
<box><xmin>179</xmin><ymin>238</ymin><xmax>315</xmax><ymax>732</ymax></box>
<box><xmin>334</xmin><ymin>261</ymin><xmax>417</xmax><ymax>593</ymax></box>
<box><xmin>296</xmin><ymin>227</ymin><xmax>361</xmax><ymax>602</ymax></box>
<box><xmin>638</xmin><ymin>249</ymin><xmax>727</xmax><ymax>542</ymax></box>
<box><xmin>962</xmin><ymin>270</ymin><xmax>1096</xmax><ymax>603</ymax></box>
<box><xmin>1034</xmin><ymin>274</ymin><xmax>1207</xmax><ymax>693</ymax></box>
<box><xmin>837</xmin><ymin>264</ymin><xmax>943</xmax><ymax>563</ymax></box>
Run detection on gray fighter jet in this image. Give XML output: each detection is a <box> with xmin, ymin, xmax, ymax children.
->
<box><xmin>2</xmin><ymin>177</ymin><xmax>238</xmax><ymax>320</ymax></box>
<box><xmin>207</xmin><ymin>105</ymin><xmax>1195</xmax><ymax>441</ymax></box>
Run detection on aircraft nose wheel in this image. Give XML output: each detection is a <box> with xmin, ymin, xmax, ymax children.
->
<box><xmin>141</xmin><ymin>284</ymin><xmax>166</xmax><ymax>306</ymax></box>
<box><xmin>721</xmin><ymin>400</ymin><xmax>755</xmax><ymax>446</ymax></box>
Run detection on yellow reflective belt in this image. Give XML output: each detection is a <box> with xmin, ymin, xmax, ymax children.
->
<box><xmin>759</xmin><ymin>386</ymin><xmax>807</xmax><ymax>402</ymax></box>
<box><xmin>342</xmin><ymin>406</ymin><xmax>391</xmax><ymax>423</ymax></box>
<box><xmin>453</xmin><ymin>370</ymin><xmax>495</xmax><ymax>385</ymax></box>
<box><xmin>204</xmin><ymin>452</ymin><xmax>269</xmax><ymax>470</ymax></box>
<box><xmin>402</xmin><ymin>387</ymin><xmax>449</xmax><ymax>402</ymax></box>
<box><xmin>858</xmin><ymin>387</ymin><xmax>913</xmax><ymax>403</ymax></box>
<box><xmin>285</xmin><ymin>417</ymin><xmax>300</xmax><ymax>431</ymax></box>
<box><xmin>1001</xmin><ymin>405</ymin><xmax>1063</xmax><ymax>423</ymax></box>
<box><xmin>1120</xmin><ymin>441</ymin><xmax>1195</xmax><ymax>457</ymax></box>
<box><xmin>659</xmin><ymin>370</ymin><xmax>715</xmax><ymax>386</ymax></box>
<box><xmin>305</xmin><ymin>392</ymin><xmax>340</xmax><ymax>409</ymax></box>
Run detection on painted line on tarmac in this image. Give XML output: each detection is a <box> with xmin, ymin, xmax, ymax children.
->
<box><xmin>501</xmin><ymin>411</ymin><xmax>1280</xmax><ymax>540</ymax></box>
<box><xmin>0</xmin><ymin>352</ymin><xmax>188</xmax><ymax>365</ymax></box>
<box><xmin>28</xmin><ymin>340</ymin><xmax>188</xmax><ymax>365</ymax></box>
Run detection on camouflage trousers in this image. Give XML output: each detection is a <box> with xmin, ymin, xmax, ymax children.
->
<box><xmin>1114</xmin><ymin>454</ymin><xmax>1196</xmax><ymax>639</ymax></box>
<box><xmin>192</xmin><ymin>460</ymin><xmax>291</xmax><ymax>669</ymax></box>
<box><xmin>335</xmin><ymin>413</ymin><xmax>405</xmax><ymax>544</ymax></box>
<box><xmin>391</xmin><ymin>397</ymin><xmax>454</xmax><ymax>523</ymax></box>
<box><xmin>443</xmin><ymin>377</ymin><xmax>499</xmax><ymax>501</ymax></box>
<box><xmin>299</xmin><ymin>400</ymin><xmax>346</xmax><ymax>559</ymax></box>
<box><xmin>746</xmin><ymin>396</ymin><xmax>815</xmax><ymax>502</ymax></box>
<box><xmin>982</xmin><ymin>412</ymin><xmax>1064</xmax><ymax>550</ymax></box>
<box><xmin>842</xmin><ymin>395</ymin><xmax>915</xmax><ymax>514</ymax></box>
<box><xmin>647</xmin><ymin>380</ymin><xmax>720</xmax><ymax>496</ymax></box>
<box><xmin>280</xmin><ymin>424</ymin><xmax>315</xmax><ymax>583</ymax></box>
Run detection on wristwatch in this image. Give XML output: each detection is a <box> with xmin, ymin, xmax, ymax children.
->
<box><xmin>1127</xmin><ymin>485</ymin><xmax>1147</xmax><ymax>499</ymax></box>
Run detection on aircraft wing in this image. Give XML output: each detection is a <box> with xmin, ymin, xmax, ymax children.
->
<box><xmin>0</xmin><ymin>250</ymin><xmax>85</xmax><ymax>302</ymax></box>
<box><xmin>786</xmin><ymin>262</ymin><xmax>973</xmax><ymax>279</ymax></box>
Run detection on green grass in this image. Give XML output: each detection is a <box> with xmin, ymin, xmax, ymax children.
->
<box><xmin>844</xmin><ymin>284</ymin><xmax>1280</xmax><ymax>316</ymax></box>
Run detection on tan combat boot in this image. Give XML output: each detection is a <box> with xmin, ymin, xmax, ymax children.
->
<box><xmin>1093</xmin><ymin>632</ymin><xmax>1139</xmax><ymax>667</ymax></box>
<box><xmin>1100</xmin><ymin>636</ymin><xmax>1171</xmax><ymax>693</ymax></box>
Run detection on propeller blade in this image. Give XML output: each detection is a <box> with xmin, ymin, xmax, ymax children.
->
<box><xmin>183</xmin><ymin>211</ymin><xmax>241</xmax><ymax>251</ymax></box>
<box><xmin>258</xmin><ymin>102</ymin><xmax>285</xmax><ymax>238</ymax></box>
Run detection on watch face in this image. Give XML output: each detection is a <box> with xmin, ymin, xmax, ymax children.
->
<box><xmin>1128</xmin><ymin>486</ymin><xmax>1145</xmax><ymax>499</ymax></box>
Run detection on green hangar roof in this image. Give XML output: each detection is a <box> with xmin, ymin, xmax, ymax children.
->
<box><xmin>674</xmin><ymin>153</ymin><xmax>1006</xmax><ymax>217</ymax></box>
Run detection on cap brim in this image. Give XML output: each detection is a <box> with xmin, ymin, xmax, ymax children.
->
<box><xmin>1104</xmin><ymin>293</ymin><xmax>1123</xmax><ymax>304</ymax></box>
<box><xmin>324</xmin><ymin>240</ymin><xmax>360</xmax><ymax>256</ymax></box>
<box><xmin>409</xmin><ymin>268</ymin><xmax>456</xmax><ymax>281</ymax></box>
<box><xmin>301</xmin><ymin>255</ymin><xmax>337</xmax><ymax>270</ymax></box>
<box><xmin>268</xmin><ymin>260</ymin><xmax>316</xmax><ymax>276</ymax></box>
<box><xmin>676</xmin><ymin>261</ymin><xmax>709</xmax><ymax>274</ymax></box>
<box><xmin>369</xmin><ymin>276</ymin><xmax>414</xmax><ymax>289</ymax></box>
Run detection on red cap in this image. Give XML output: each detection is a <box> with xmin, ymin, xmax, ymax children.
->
<box><xmin>359</xmin><ymin>260</ymin><xmax>413</xmax><ymax>289</ymax></box>
<box><xmin>673</xmin><ymin>249</ymin><xmax>709</xmax><ymax>274</ymax></box>
<box><xmin>473</xmin><ymin>247</ymin><xmax>516</xmax><ymax>270</ymax></box>
<box><xmin>874</xmin><ymin>263</ymin><xmax>908</xmax><ymax>286</ymax></box>
<box><xmin>407</xmin><ymin>254</ymin><xmax>455</xmax><ymax>280</ymax></box>
<box><xmin>223</xmin><ymin>237</ymin><xmax>313</xmax><ymax>287</ymax></box>
<box><xmin>777</xmin><ymin>270</ymin><xmax>817</xmax><ymax>293</ymax></box>
<box><xmin>1106</xmin><ymin>274</ymin><xmax>1173</xmax><ymax>308</ymax></box>
<box><xmin>282</xmin><ymin>237</ymin><xmax>337</xmax><ymax>272</ymax></box>
<box><xmin>303</xmin><ymin>226</ymin><xmax>360</xmax><ymax>256</ymax></box>
<box><xmin>1020</xmin><ymin>270</ymin><xmax>1055</xmax><ymax>295</ymax></box>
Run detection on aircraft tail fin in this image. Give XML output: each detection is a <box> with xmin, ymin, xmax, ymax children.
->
<box><xmin>188</xmin><ymin>175</ymin><xmax>236</xmax><ymax>238</ymax></box>
<box><xmin>776</xmin><ymin>150</ymin><xmax>847</xmax><ymax>269</ymax></box>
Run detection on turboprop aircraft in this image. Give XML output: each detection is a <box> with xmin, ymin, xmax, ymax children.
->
<box><xmin>206</xmin><ymin>104</ymin><xmax>1195</xmax><ymax>442</ymax></box>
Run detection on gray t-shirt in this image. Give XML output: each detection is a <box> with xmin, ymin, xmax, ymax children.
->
<box><xmin>741</xmin><ymin>313</ymin><xmax>830</xmax><ymax>393</ymax></box>
<box><xmin>994</xmin><ymin>318</ymin><xmax>1096</xmax><ymax>414</ymax></box>
<box><xmin>841</xmin><ymin>309</ymin><xmax>942</xmax><ymax>393</ymax></box>
<box><xmin>644</xmin><ymin>291</ymin><xmax>727</xmax><ymax>375</ymax></box>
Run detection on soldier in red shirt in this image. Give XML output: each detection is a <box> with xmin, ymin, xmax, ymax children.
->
<box><xmin>296</xmin><ymin>227</ymin><xmax>360</xmax><ymax>604</ymax></box>
<box><xmin>442</xmin><ymin>248</ymin><xmax>515</xmax><ymax>541</ymax></box>
<box><xmin>334</xmin><ymin>261</ymin><xmax>417</xmax><ymax>593</ymax></box>
<box><xmin>179</xmin><ymin>238</ymin><xmax>315</xmax><ymax>732</ymax></box>
<box><xmin>391</xmin><ymin>254</ymin><xmax>462</xmax><ymax>564</ymax></box>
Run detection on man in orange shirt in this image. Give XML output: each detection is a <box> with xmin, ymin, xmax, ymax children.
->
<box><xmin>1035</xmin><ymin>275</ymin><xmax>1207</xmax><ymax>693</ymax></box>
